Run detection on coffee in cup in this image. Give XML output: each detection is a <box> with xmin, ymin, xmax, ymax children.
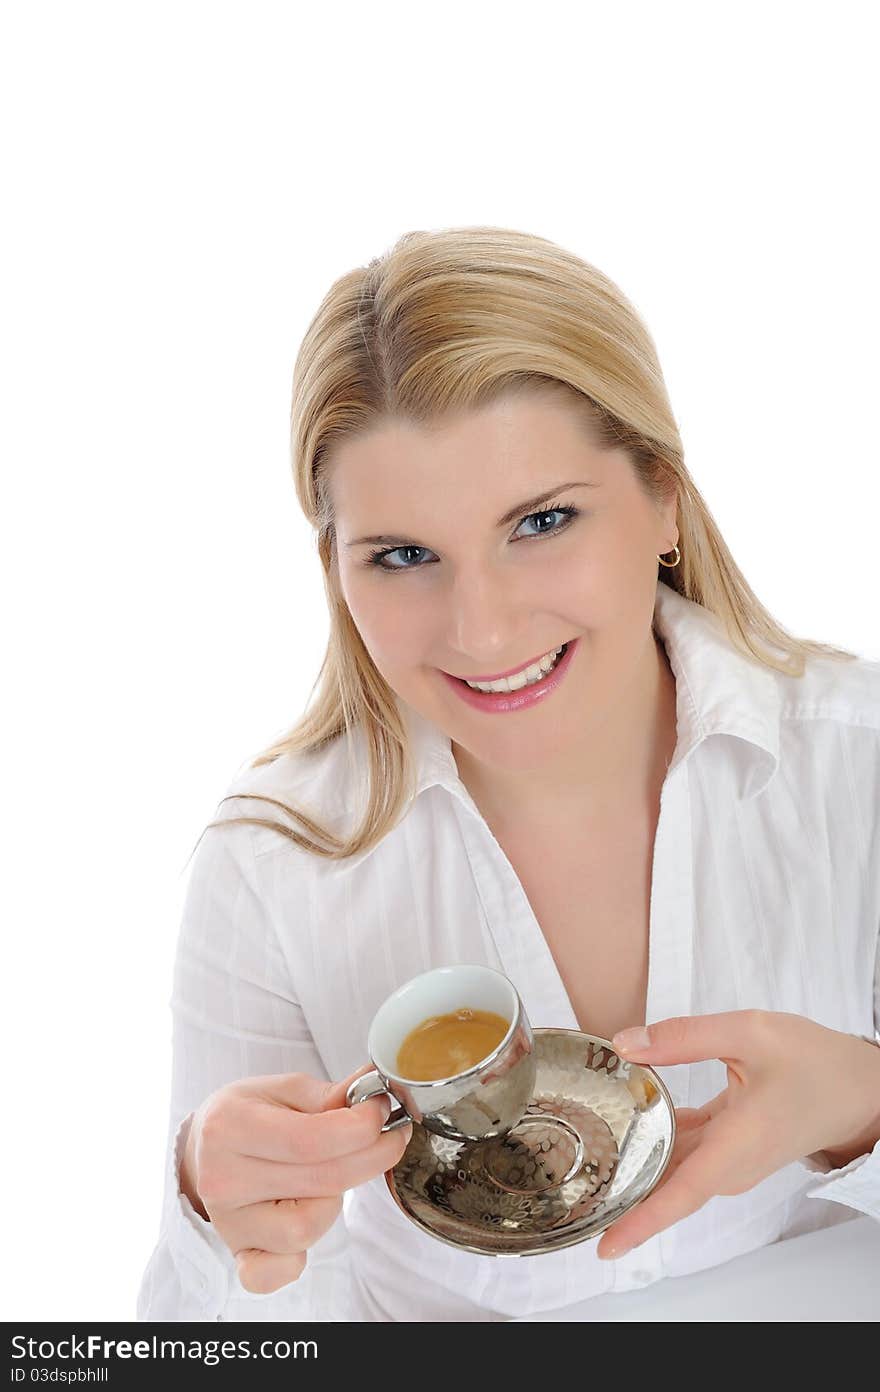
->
<box><xmin>345</xmin><ymin>964</ymin><xmax>536</xmax><ymax>1142</ymax></box>
<box><xmin>396</xmin><ymin>1006</ymin><xmax>512</xmax><ymax>1081</ymax></box>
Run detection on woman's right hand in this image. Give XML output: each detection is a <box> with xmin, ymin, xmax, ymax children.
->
<box><xmin>180</xmin><ymin>1064</ymin><xmax>412</xmax><ymax>1294</ymax></box>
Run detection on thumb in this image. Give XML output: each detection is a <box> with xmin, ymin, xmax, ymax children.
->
<box><xmin>321</xmin><ymin>1061</ymin><xmax>377</xmax><ymax>1112</ymax></box>
<box><xmin>613</xmin><ymin>1011</ymin><xmax>754</xmax><ymax>1064</ymax></box>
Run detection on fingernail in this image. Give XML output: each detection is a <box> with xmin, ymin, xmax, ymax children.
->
<box><xmin>380</xmin><ymin>1096</ymin><xmax>392</xmax><ymax>1123</ymax></box>
<box><xmin>613</xmin><ymin>1026</ymin><xmax>651</xmax><ymax>1054</ymax></box>
<box><xmin>600</xmin><ymin>1233</ymin><xmax>638</xmax><ymax>1259</ymax></box>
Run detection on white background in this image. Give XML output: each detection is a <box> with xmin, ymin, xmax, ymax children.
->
<box><xmin>2</xmin><ymin>1</ymin><xmax>877</xmax><ymax>1320</ymax></box>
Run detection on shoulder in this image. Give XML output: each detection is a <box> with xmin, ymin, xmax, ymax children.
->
<box><xmin>776</xmin><ymin>649</ymin><xmax>880</xmax><ymax>734</ymax></box>
<box><xmin>768</xmin><ymin>651</ymin><xmax>880</xmax><ymax>829</ymax></box>
<box><xmin>211</xmin><ymin>732</ymin><xmax>361</xmax><ymax>863</ymax></box>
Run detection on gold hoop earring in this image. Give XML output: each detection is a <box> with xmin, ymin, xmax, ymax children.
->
<box><xmin>657</xmin><ymin>544</ymin><xmax>681</xmax><ymax>568</ymax></box>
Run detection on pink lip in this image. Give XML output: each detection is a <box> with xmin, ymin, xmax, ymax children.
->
<box><xmin>446</xmin><ymin>644</ymin><xmax>569</xmax><ymax>683</ymax></box>
<box><xmin>439</xmin><ymin>638</ymin><xmax>578</xmax><ymax>714</ymax></box>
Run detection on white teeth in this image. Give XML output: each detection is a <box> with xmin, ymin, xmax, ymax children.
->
<box><xmin>464</xmin><ymin>645</ymin><xmax>566</xmax><ymax>693</ymax></box>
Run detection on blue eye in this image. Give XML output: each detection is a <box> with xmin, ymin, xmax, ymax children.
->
<box><xmin>365</xmin><ymin>505</ymin><xmax>579</xmax><ymax>572</ymax></box>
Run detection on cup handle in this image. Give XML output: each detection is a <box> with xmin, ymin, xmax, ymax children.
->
<box><xmin>345</xmin><ymin>1069</ymin><xmax>412</xmax><ymax>1132</ymax></box>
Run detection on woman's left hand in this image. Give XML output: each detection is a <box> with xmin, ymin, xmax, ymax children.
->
<box><xmin>596</xmin><ymin>1009</ymin><xmax>880</xmax><ymax>1260</ymax></box>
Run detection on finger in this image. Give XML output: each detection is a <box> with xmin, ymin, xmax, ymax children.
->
<box><xmin>230</xmin><ymin>1071</ymin><xmax>341</xmax><ymax>1113</ymax></box>
<box><xmin>235</xmin><ymin>1248</ymin><xmax>308</xmax><ymax>1295</ymax></box>
<box><xmin>595</xmin><ymin>1118</ymin><xmax>705</xmax><ymax>1262</ymax></box>
<box><xmin>674</xmin><ymin>1108</ymin><xmax>709</xmax><ymax>1133</ymax></box>
<box><xmin>234</xmin><ymin>1130</ymin><xmax>411</xmax><ymax>1203</ymax></box>
<box><xmin>612</xmin><ymin>1011</ymin><xmax>767</xmax><ymax>1065</ymax></box>
<box><xmin>675</xmin><ymin>1091</ymin><xmax>729</xmax><ymax>1133</ymax></box>
<box><xmin>646</xmin><ymin>1115</ymin><xmax>707</xmax><ymax>1188</ymax></box>
<box><xmin>596</xmin><ymin>1116</ymin><xmax>718</xmax><ymax>1258</ymax></box>
<box><xmin>218</xmin><ymin>1091</ymin><xmax>392</xmax><ymax>1163</ymax></box>
<box><xmin>215</xmin><ymin>1194</ymin><xmax>343</xmax><ymax>1257</ymax></box>
<box><xmin>597</xmin><ymin>1111</ymin><xmax>754</xmax><ymax>1257</ymax></box>
<box><xmin>203</xmin><ymin>1120</ymin><xmax>413</xmax><ymax>1207</ymax></box>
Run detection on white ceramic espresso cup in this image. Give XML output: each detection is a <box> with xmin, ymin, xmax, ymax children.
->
<box><xmin>345</xmin><ymin>964</ymin><xmax>536</xmax><ymax>1142</ymax></box>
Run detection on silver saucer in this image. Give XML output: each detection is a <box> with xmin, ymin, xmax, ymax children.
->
<box><xmin>384</xmin><ymin>1027</ymin><xmax>676</xmax><ymax>1256</ymax></box>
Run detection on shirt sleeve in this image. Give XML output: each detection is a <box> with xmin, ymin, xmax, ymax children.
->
<box><xmin>795</xmin><ymin>915</ymin><xmax>880</xmax><ymax>1222</ymax></box>
<box><xmin>136</xmin><ymin>816</ymin><xmax>353</xmax><ymax>1321</ymax></box>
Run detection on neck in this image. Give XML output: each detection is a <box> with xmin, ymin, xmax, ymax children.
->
<box><xmin>452</xmin><ymin>629</ymin><xmax>678</xmax><ymax>826</ymax></box>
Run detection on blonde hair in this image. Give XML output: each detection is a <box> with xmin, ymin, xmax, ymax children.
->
<box><xmin>203</xmin><ymin>225</ymin><xmax>859</xmax><ymax>860</ymax></box>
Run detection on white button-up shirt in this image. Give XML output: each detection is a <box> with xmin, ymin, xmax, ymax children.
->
<box><xmin>137</xmin><ymin>581</ymin><xmax>880</xmax><ymax>1322</ymax></box>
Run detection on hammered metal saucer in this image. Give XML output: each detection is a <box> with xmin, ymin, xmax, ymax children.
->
<box><xmin>384</xmin><ymin>1027</ymin><xmax>676</xmax><ymax>1257</ymax></box>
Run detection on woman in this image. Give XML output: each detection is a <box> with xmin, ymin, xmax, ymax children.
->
<box><xmin>137</xmin><ymin>226</ymin><xmax>880</xmax><ymax>1322</ymax></box>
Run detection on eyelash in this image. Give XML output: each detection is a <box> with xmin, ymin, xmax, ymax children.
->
<box><xmin>364</xmin><ymin>504</ymin><xmax>581</xmax><ymax>573</ymax></box>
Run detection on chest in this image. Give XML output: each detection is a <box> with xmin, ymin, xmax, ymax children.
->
<box><xmin>490</xmin><ymin>810</ymin><xmax>656</xmax><ymax>1043</ymax></box>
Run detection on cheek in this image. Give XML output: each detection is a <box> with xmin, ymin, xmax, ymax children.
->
<box><xmin>559</xmin><ymin>524</ymin><xmax>656</xmax><ymax>622</ymax></box>
<box><xmin>537</xmin><ymin>547</ymin><xmax>604</xmax><ymax>618</ymax></box>
<box><xmin>339</xmin><ymin>570</ymin><xmax>428</xmax><ymax>664</ymax></box>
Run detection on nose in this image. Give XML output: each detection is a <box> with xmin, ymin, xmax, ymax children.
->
<box><xmin>444</xmin><ymin>561</ymin><xmax>527</xmax><ymax>667</ymax></box>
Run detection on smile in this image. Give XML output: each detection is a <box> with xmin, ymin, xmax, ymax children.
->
<box><xmin>454</xmin><ymin>643</ymin><xmax>568</xmax><ymax>692</ymax></box>
<box><xmin>439</xmin><ymin>639</ymin><xmax>578</xmax><ymax>714</ymax></box>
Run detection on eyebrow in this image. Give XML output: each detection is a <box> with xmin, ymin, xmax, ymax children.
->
<box><xmin>343</xmin><ymin>479</ymin><xmax>600</xmax><ymax>548</ymax></box>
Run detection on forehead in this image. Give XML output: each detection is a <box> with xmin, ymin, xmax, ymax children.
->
<box><xmin>324</xmin><ymin>392</ymin><xmax>617</xmax><ymax>516</ymax></box>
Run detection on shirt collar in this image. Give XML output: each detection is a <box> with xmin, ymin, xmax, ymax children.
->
<box><xmin>400</xmin><ymin>579</ymin><xmax>782</xmax><ymax>811</ymax></box>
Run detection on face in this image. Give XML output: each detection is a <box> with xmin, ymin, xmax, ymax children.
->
<box><xmin>326</xmin><ymin>391</ymin><xmax>678</xmax><ymax>781</ymax></box>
